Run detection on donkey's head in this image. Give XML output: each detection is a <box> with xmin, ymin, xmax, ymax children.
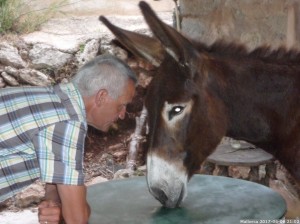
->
<box><xmin>100</xmin><ymin>1</ymin><xmax>227</xmax><ymax>208</ymax></box>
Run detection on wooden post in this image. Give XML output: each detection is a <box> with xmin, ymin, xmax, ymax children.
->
<box><xmin>173</xmin><ymin>0</ymin><xmax>181</xmax><ymax>31</ymax></box>
<box><xmin>126</xmin><ymin>106</ymin><xmax>147</xmax><ymax>170</ymax></box>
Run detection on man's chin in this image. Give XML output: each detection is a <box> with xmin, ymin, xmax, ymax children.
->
<box><xmin>87</xmin><ymin>122</ymin><xmax>115</xmax><ymax>132</ymax></box>
<box><xmin>99</xmin><ymin>125</ymin><xmax>110</xmax><ymax>132</ymax></box>
<box><xmin>100</xmin><ymin>123</ymin><xmax>115</xmax><ymax>132</ymax></box>
<box><xmin>102</xmin><ymin>127</ymin><xmax>110</xmax><ymax>132</ymax></box>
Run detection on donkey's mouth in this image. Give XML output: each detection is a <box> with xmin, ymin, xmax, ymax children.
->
<box><xmin>151</xmin><ymin>187</ymin><xmax>169</xmax><ymax>205</ymax></box>
<box><xmin>175</xmin><ymin>186</ymin><xmax>185</xmax><ymax>207</ymax></box>
<box><xmin>149</xmin><ymin>183</ymin><xmax>186</xmax><ymax>208</ymax></box>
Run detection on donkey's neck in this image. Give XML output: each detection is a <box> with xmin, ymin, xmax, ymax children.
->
<box><xmin>210</xmin><ymin>57</ymin><xmax>300</xmax><ymax>152</ymax></box>
<box><xmin>210</xmin><ymin>57</ymin><xmax>300</xmax><ymax>181</ymax></box>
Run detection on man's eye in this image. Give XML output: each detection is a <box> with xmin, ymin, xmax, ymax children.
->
<box><xmin>168</xmin><ymin>106</ymin><xmax>185</xmax><ymax>120</ymax></box>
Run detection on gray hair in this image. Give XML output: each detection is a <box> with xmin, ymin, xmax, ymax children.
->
<box><xmin>71</xmin><ymin>54</ymin><xmax>137</xmax><ymax>99</ymax></box>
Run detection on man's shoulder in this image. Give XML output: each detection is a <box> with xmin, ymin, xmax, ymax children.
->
<box><xmin>54</xmin><ymin>82</ymin><xmax>86</xmax><ymax>122</ymax></box>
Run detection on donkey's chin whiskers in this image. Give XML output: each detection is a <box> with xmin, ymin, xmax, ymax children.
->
<box><xmin>146</xmin><ymin>153</ymin><xmax>188</xmax><ymax>207</ymax></box>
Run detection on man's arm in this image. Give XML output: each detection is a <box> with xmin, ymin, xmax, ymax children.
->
<box><xmin>45</xmin><ymin>183</ymin><xmax>61</xmax><ymax>202</ymax></box>
<box><xmin>34</xmin><ymin>120</ymin><xmax>89</xmax><ymax>223</ymax></box>
<box><xmin>38</xmin><ymin>184</ymin><xmax>62</xmax><ymax>224</ymax></box>
<box><xmin>57</xmin><ymin>184</ymin><xmax>91</xmax><ymax>224</ymax></box>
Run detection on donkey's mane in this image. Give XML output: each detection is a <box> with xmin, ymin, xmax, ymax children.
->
<box><xmin>194</xmin><ymin>40</ymin><xmax>300</xmax><ymax>64</ymax></box>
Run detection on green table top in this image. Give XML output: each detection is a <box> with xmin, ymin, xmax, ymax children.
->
<box><xmin>87</xmin><ymin>175</ymin><xmax>286</xmax><ymax>224</ymax></box>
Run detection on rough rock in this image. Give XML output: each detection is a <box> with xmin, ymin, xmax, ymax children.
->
<box><xmin>29</xmin><ymin>43</ymin><xmax>73</xmax><ymax>69</ymax></box>
<box><xmin>19</xmin><ymin>49</ymin><xmax>29</xmax><ymax>61</ymax></box>
<box><xmin>1</xmin><ymin>72</ymin><xmax>19</xmax><ymax>86</ymax></box>
<box><xmin>19</xmin><ymin>69</ymin><xmax>54</xmax><ymax>86</ymax></box>
<box><xmin>0</xmin><ymin>42</ymin><xmax>27</xmax><ymax>68</ymax></box>
<box><xmin>100</xmin><ymin>43</ymin><xmax>128</xmax><ymax>61</ymax></box>
<box><xmin>76</xmin><ymin>39</ymin><xmax>100</xmax><ymax>66</ymax></box>
<box><xmin>14</xmin><ymin>181</ymin><xmax>45</xmax><ymax>208</ymax></box>
<box><xmin>21</xmin><ymin>12</ymin><xmax>173</xmax><ymax>54</ymax></box>
<box><xmin>4</xmin><ymin>66</ymin><xmax>19</xmax><ymax>78</ymax></box>
<box><xmin>0</xmin><ymin>77</ymin><xmax>6</xmax><ymax>88</ymax></box>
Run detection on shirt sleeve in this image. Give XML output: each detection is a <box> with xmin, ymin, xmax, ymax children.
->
<box><xmin>32</xmin><ymin>120</ymin><xmax>87</xmax><ymax>185</ymax></box>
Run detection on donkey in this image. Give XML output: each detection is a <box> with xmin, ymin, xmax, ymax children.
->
<box><xmin>100</xmin><ymin>1</ymin><xmax>300</xmax><ymax>213</ymax></box>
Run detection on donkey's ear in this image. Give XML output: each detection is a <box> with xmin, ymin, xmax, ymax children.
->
<box><xmin>99</xmin><ymin>16</ymin><xmax>164</xmax><ymax>67</ymax></box>
<box><xmin>139</xmin><ymin>1</ymin><xmax>198</xmax><ymax>66</ymax></box>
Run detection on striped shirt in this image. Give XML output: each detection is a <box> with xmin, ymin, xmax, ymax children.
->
<box><xmin>0</xmin><ymin>83</ymin><xmax>87</xmax><ymax>202</ymax></box>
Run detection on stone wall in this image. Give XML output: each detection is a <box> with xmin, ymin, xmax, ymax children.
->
<box><xmin>179</xmin><ymin>0</ymin><xmax>300</xmax><ymax>50</ymax></box>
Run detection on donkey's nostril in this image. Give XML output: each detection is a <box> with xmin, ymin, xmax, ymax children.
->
<box><xmin>151</xmin><ymin>187</ymin><xmax>168</xmax><ymax>205</ymax></box>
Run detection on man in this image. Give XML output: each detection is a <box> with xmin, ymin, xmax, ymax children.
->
<box><xmin>0</xmin><ymin>54</ymin><xmax>137</xmax><ymax>223</ymax></box>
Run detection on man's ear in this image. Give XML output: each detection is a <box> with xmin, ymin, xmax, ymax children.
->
<box><xmin>95</xmin><ymin>89</ymin><xmax>108</xmax><ymax>106</ymax></box>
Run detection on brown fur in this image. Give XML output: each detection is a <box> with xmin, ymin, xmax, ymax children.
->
<box><xmin>100</xmin><ymin>1</ymin><xmax>300</xmax><ymax>182</ymax></box>
<box><xmin>100</xmin><ymin>1</ymin><xmax>300</xmax><ymax>216</ymax></box>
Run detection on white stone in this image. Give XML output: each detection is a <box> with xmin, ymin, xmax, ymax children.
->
<box><xmin>1</xmin><ymin>72</ymin><xmax>19</xmax><ymax>86</ymax></box>
<box><xmin>29</xmin><ymin>43</ymin><xmax>72</xmax><ymax>69</ymax></box>
<box><xmin>76</xmin><ymin>39</ymin><xmax>100</xmax><ymax>66</ymax></box>
<box><xmin>19</xmin><ymin>68</ymin><xmax>53</xmax><ymax>86</ymax></box>
<box><xmin>0</xmin><ymin>42</ymin><xmax>26</xmax><ymax>68</ymax></box>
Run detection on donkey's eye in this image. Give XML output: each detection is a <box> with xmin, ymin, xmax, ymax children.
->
<box><xmin>168</xmin><ymin>106</ymin><xmax>185</xmax><ymax>120</ymax></box>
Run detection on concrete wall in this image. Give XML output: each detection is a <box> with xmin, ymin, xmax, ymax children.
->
<box><xmin>179</xmin><ymin>0</ymin><xmax>300</xmax><ymax>50</ymax></box>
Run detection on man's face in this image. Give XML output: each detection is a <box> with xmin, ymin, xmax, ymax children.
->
<box><xmin>87</xmin><ymin>80</ymin><xmax>136</xmax><ymax>132</ymax></box>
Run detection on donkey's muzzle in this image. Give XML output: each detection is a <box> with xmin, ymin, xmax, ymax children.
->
<box><xmin>146</xmin><ymin>152</ymin><xmax>188</xmax><ymax>208</ymax></box>
<box><xmin>149</xmin><ymin>184</ymin><xmax>185</xmax><ymax>208</ymax></box>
